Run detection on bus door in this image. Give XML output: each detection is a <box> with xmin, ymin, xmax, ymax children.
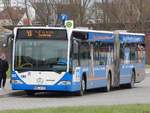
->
<box><xmin>80</xmin><ymin>42</ymin><xmax>94</xmax><ymax>89</ymax></box>
<box><xmin>78</xmin><ymin>42</ymin><xmax>92</xmax><ymax>89</ymax></box>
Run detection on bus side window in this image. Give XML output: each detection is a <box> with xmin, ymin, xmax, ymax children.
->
<box><xmin>72</xmin><ymin>40</ymin><xmax>79</xmax><ymax>66</ymax></box>
<box><xmin>137</xmin><ymin>45</ymin><xmax>145</xmax><ymax>63</ymax></box>
<box><xmin>120</xmin><ymin>46</ymin><xmax>124</xmax><ymax>64</ymax></box>
<box><xmin>142</xmin><ymin>50</ymin><xmax>145</xmax><ymax>63</ymax></box>
<box><xmin>130</xmin><ymin>48</ymin><xmax>136</xmax><ymax>63</ymax></box>
<box><xmin>107</xmin><ymin>45</ymin><xmax>113</xmax><ymax>65</ymax></box>
<box><xmin>93</xmin><ymin>42</ymin><xmax>100</xmax><ymax>65</ymax></box>
<box><xmin>79</xmin><ymin>42</ymin><xmax>90</xmax><ymax>66</ymax></box>
<box><xmin>124</xmin><ymin>47</ymin><xmax>130</xmax><ymax>64</ymax></box>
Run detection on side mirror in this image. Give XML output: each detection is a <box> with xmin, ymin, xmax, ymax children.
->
<box><xmin>1</xmin><ymin>33</ymin><xmax>13</xmax><ymax>48</ymax></box>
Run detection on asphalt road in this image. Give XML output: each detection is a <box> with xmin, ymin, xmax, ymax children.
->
<box><xmin>0</xmin><ymin>73</ymin><xmax>150</xmax><ymax>111</ymax></box>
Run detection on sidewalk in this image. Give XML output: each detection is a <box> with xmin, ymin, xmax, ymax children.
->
<box><xmin>0</xmin><ymin>79</ymin><xmax>11</xmax><ymax>97</ymax></box>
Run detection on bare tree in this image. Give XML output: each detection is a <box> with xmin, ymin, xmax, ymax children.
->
<box><xmin>2</xmin><ymin>0</ymin><xmax>15</xmax><ymax>25</ymax></box>
<box><xmin>1</xmin><ymin>0</ymin><xmax>28</xmax><ymax>26</ymax></box>
<box><xmin>90</xmin><ymin>0</ymin><xmax>149</xmax><ymax>32</ymax></box>
<box><xmin>29</xmin><ymin>0</ymin><xmax>91</xmax><ymax>26</ymax></box>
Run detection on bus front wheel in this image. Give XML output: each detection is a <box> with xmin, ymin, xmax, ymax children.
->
<box><xmin>76</xmin><ymin>77</ymin><xmax>86</xmax><ymax>96</ymax></box>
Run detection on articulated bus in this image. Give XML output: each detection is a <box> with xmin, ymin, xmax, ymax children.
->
<box><xmin>10</xmin><ymin>27</ymin><xmax>145</xmax><ymax>96</ymax></box>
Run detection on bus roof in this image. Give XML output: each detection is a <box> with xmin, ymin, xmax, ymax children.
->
<box><xmin>14</xmin><ymin>27</ymin><xmax>145</xmax><ymax>36</ymax></box>
<box><xmin>72</xmin><ymin>28</ymin><xmax>114</xmax><ymax>43</ymax></box>
<box><xmin>72</xmin><ymin>29</ymin><xmax>145</xmax><ymax>43</ymax></box>
<box><xmin>119</xmin><ymin>32</ymin><xmax>145</xmax><ymax>36</ymax></box>
<box><xmin>14</xmin><ymin>27</ymin><xmax>145</xmax><ymax>43</ymax></box>
<box><xmin>15</xmin><ymin>26</ymin><xmax>114</xmax><ymax>34</ymax></box>
<box><xmin>72</xmin><ymin>28</ymin><xmax>113</xmax><ymax>34</ymax></box>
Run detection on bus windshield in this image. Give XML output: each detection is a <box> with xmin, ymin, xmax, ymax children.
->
<box><xmin>14</xmin><ymin>39</ymin><xmax>68</xmax><ymax>73</ymax></box>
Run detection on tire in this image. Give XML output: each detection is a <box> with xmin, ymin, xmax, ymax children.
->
<box><xmin>26</xmin><ymin>91</ymin><xmax>35</xmax><ymax>96</ymax></box>
<box><xmin>76</xmin><ymin>77</ymin><xmax>86</xmax><ymax>96</ymax></box>
<box><xmin>127</xmin><ymin>71</ymin><xmax>135</xmax><ymax>88</ymax></box>
<box><xmin>104</xmin><ymin>73</ymin><xmax>111</xmax><ymax>92</ymax></box>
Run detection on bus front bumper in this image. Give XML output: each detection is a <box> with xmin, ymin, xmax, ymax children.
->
<box><xmin>11</xmin><ymin>82</ymin><xmax>80</xmax><ymax>92</ymax></box>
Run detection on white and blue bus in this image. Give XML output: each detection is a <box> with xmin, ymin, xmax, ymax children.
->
<box><xmin>10</xmin><ymin>27</ymin><xmax>145</xmax><ymax>96</ymax></box>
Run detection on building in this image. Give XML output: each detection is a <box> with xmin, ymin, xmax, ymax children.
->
<box><xmin>145</xmin><ymin>34</ymin><xmax>150</xmax><ymax>64</ymax></box>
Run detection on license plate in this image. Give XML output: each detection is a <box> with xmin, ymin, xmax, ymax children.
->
<box><xmin>34</xmin><ymin>86</ymin><xmax>46</xmax><ymax>90</ymax></box>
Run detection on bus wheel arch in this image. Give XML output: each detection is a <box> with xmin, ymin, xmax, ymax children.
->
<box><xmin>131</xmin><ymin>68</ymin><xmax>136</xmax><ymax>87</ymax></box>
<box><xmin>126</xmin><ymin>68</ymin><xmax>135</xmax><ymax>88</ymax></box>
<box><xmin>108</xmin><ymin>70</ymin><xmax>112</xmax><ymax>87</ymax></box>
<box><xmin>132</xmin><ymin>68</ymin><xmax>136</xmax><ymax>82</ymax></box>
<box><xmin>82</xmin><ymin>72</ymin><xmax>87</xmax><ymax>90</ymax></box>
<box><xmin>104</xmin><ymin>71</ymin><xmax>112</xmax><ymax>92</ymax></box>
<box><xmin>76</xmin><ymin>72</ymin><xmax>87</xmax><ymax>96</ymax></box>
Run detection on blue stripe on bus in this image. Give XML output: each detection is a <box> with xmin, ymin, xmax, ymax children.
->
<box><xmin>88</xmin><ymin>32</ymin><xmax>114</xmax><ymax>42</ymax></box>
<box><xmin>120</xmin><ymin>34</ymin><xmax>144</xmax><ymax>43</ymax></box>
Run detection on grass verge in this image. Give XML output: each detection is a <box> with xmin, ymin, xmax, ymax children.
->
<box><xmin>0</xmin><ymin>104</ymin><xmax>150</xmax><ymax>113</ymax></box>
<box><xmin>146</xmin><ymin>64</ymin><xmax>150</xmax><ymax>68</ymax></box>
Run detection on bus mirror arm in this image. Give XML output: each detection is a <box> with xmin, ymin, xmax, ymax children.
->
<box><xmin>2</xmin><ymin>34</ymin><xmax>13</xmax><ymax>48</ymax></box>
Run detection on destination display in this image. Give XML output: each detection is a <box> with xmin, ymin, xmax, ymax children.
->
<box><xmin>17</xmin><ymin>29</ymin><xmax>67</xmax><ymax>39</ymax></box>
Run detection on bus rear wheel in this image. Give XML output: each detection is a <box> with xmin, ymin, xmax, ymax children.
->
<box><xmin>127</xmin><ymin>71</ymin><xmax>135</xmax><ymax>88</ymax></box>
<box><xmin>26</xmin><ymin>91</ymin><xmax>35</xmax><ymax>96</ymax></box>
<box><xmin>104</xmin><ymin>73</ymin><xmax>111</xmax><ymax>92</ymax></box>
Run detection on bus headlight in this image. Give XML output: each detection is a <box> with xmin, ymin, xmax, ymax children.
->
<box><xmin>12</xmin><ymin>74</ymin><xmax>17</xmax><ymax>78</ymax></box>
<box><xmin>57</xmin><ymin>81</ymin><xmax>71</xmax><ymax>85</ymax></box>
<box><xmin>12</xmin><ymin>80</ymin><xmax>23</xmax><ymax>84</ymax></box>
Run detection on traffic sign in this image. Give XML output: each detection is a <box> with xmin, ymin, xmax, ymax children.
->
<box><xmin>65</xmin><ymin>20</ymin><xmax>74</xmax><ymax>29</ymax></box>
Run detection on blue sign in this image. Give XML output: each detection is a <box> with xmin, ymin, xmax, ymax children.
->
<box><xmin>88</xmin><ymin>32</ymin><xmax>114</xmax><ymax>42</ymax></box>
<box><xmin>59</xmin><ymin>14</ymin><xmax>68</xmax><ymax>21</ymax></box>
